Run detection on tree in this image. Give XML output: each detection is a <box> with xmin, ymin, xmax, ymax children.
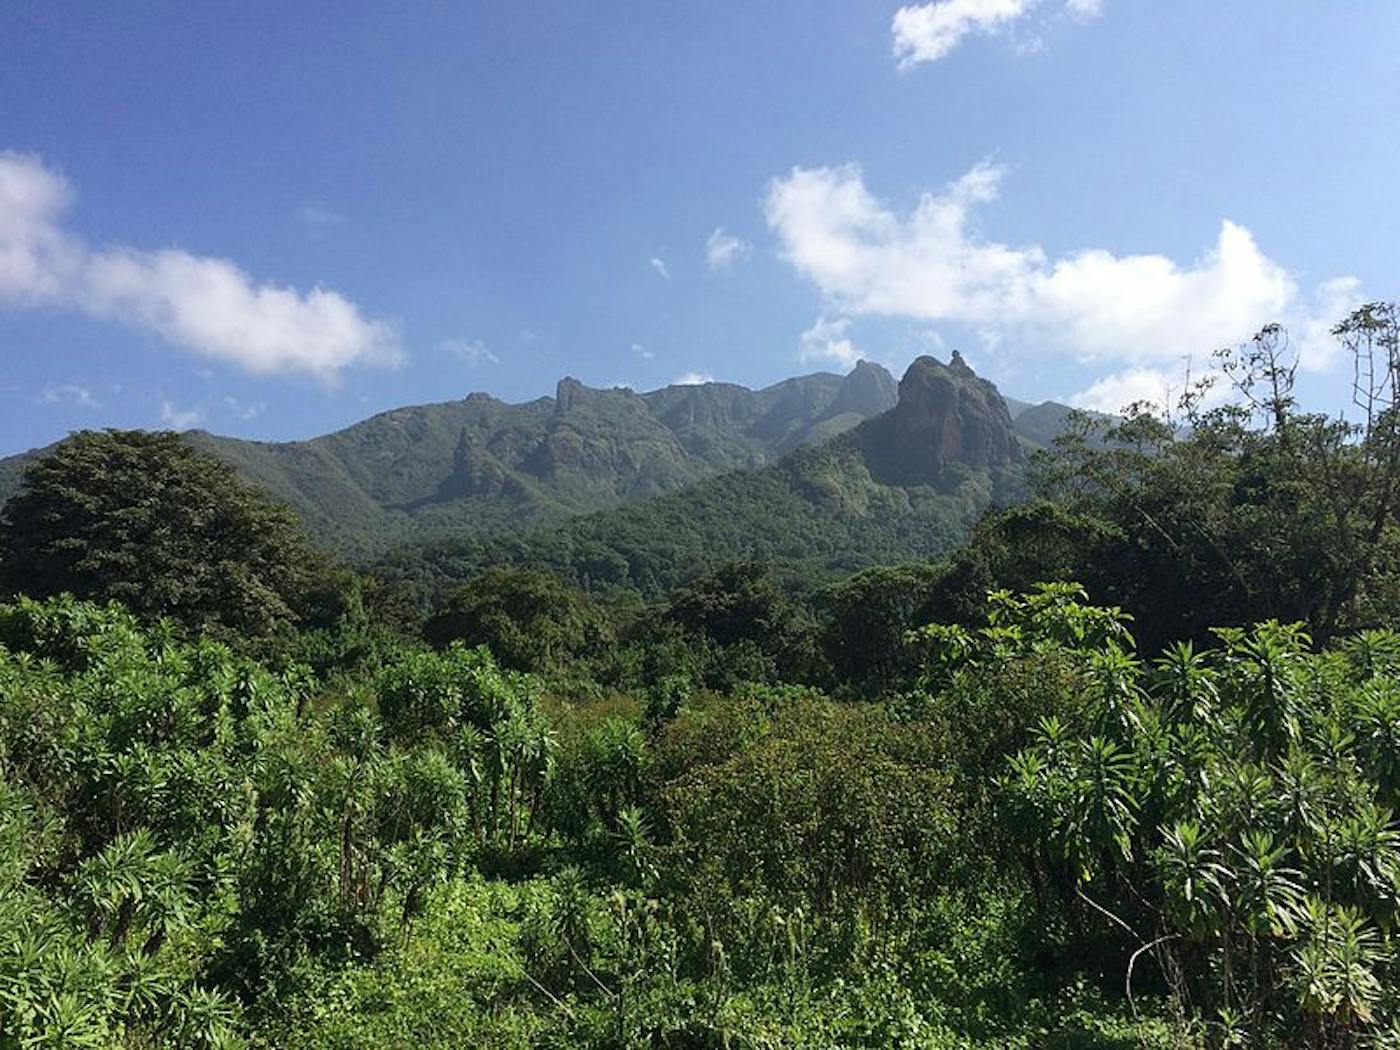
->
<box><xmin>423</xmin><ymin>567</ymin><xmax>610</xmax><ymax>674</ymax></box>
<box><xmin>663</xmin><ymin>560</ymin><xmax>819</xmax><ymax>684</ymax></box>
<box><xmin>0</xmin><ymin>429</ymin><xmax>342</xmax><ymax>638</ymax></box>
<box><xmin>815</xmin><ymin>562</ymin><xmax>944</xmax><ymax>692</ymax></box>
<box><xmin>1027</xmin><ymin>304</ymin><xmax>1400</xmax><ymax>648</ymax></box>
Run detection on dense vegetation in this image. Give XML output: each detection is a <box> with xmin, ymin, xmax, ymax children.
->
<box><xmin>375</xmin><ymin>354</ymin><xmax>1029</xmax><ymax>600</ymax></box>
<box><xmin>0</xmin><ymin>360</ymin><xmax>1079</xmax><ymax>567</ymax></box>
<box><xmin>0</xmin><ymin>365</ymin><xmax>904</xmax><ymax>561</ymax></box>
<box><xmin>2</xmin><ymin>305</ymin><xmax>1399</xmax><ymax>1047</ymax></box>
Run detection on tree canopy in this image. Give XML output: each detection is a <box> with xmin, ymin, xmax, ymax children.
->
<box><xmin>0</xmin><ymin>429</ymin><xmax>347</xmax><ymax>639</ymax></box>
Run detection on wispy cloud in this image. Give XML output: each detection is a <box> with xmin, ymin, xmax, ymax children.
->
<box><xmin>649</xmin><ymin>256</ymin><xmax>671</xmax><ymax>280</ymax></box>
<box><xmin>0</xmin><ymin>152</ymin><xmax>401</xmax><ymax>381</ymax></box>
<box><xmin>297</xmin><ymin>201</ymin><xmax>344</xmax><ymax>228</ymax></box>
<box><xmin>891</xmin><ymin>0</ymin><xmax>1103</xmax><ymax>68</ymax></box>
<box><xmin>440</xmin><ymin>337</ymin><xmax>499</xmax><ymax>366</ymax></box>
<box><xmin>705</xmin><ymin>227</ymin><xmax>752</xmax><ymax>272</ymax></box>
<box><xmin>631</xmin><ymin>342</ymin><xmax>656</xmax><ymax>360</ymax></box>
<box><xmin>40</xmin><ymin>383</ymin><xmax>98</xmax><ymax>407</ymax></box>
<box><xmin>799</xmin><ymin>316</ymin><xmax>863</xmax><ymax>369</ymax></box>
<box><xmin>223</xmin><ymin>396</ymin><xmax>266</xmax><ymax>421</ymax></box>
<box><xmin>160</xmin><ymin>400</ymin><xmax>203</xmax><ymax>429</ymax></box>
<box><xmin>765</xmin><ymin>160</ymin><xmax>1356</xmax><ymax>381</ymax></box>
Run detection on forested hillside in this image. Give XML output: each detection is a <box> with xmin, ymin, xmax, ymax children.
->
<box><xmin>377</xmin><ymin>353</ymin><xmax>1030</xmax><ymax>597</ymax></box>
<box><xmin>4</xmin><ymin>306</ymin><xmax>1400</xmax><ymax>1049</ymax></box>
<box><xmin>0</xmin><ymin>364</ymin><xmax>899</xmax><ymax>559</ymax></box>
<box><xmin>0</xmin><ymin>360</ymin><xmax>1089</xmax><ymax>562</ymax></box>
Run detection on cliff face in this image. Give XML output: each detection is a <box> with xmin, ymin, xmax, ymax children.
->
<box><xmin>857</xmin><ymin>351</ymin><xmax>1021</xmax><ymax>486</ymax></box>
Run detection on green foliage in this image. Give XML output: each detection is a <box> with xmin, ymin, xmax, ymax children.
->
<box><xmin>0</xmin><ymin>430</ymin><xmax>347</xmax><ymax>639</ymax></box>
<box><xmin>272</xmin><ymin>879</ymin><xmax>549</xmax><ymax>1049</ymax></box>
<box><xmin>1017</xmin><ymin>304</ymin><xmax>1400</xmax><ymax>650</ymax></box>
<box><xmin>996</xmin><ymin>609</ymin><xmax>1400</xmax><ymax>1043</ymax></box>
<box><xmin>664</xmin><ymin>560</ymin><xmax>820</xmax><ymax>685</ymax></box>
<box><xmin>0</xmin><ymin>367</ymin><xmax>897</xmax><ymax>562</ymax></box>
<box><xmin>423</xmin><ymin>567</ymin><xmax>612</xmax><ymax>675</ymax></box>
<box><xmin>11</xmin><ymin>305</ymin><xmax>1400</xmax><ymax>1047</ymax></box>
<box><xmin>0</xmin><ymin>596</ymin><xmax>553</xmax><ymax>1045</ymax></box>
<box><xmin>815</xmin><ymin>562</ymin><xmax>946</xmax><ymax>694</ymax></box>
<box><xmin>657</xmin><ymin>695</ymin><xmax>955</xmax><ymax>917</ymax></box>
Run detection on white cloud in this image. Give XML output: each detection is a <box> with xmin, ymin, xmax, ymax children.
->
<box><xmin>649</xmin><ymin>256</ymin><xmax>671</xmax><ymax>280</ymax></box>
<box><xmin>1293</xmin><ymin>276</ymin><xmax>1365</xmax><ymax>373</ymax></box>
<box><xmin>891</xmin><ymin>0</ymin><xmax>1103</xmax><ymax>68</ymax></box>
<box><xmin>673</xmin><ymin>371</ymin><xmax>714</xmax><ymax>386</ymax></box>
<box><xmin>297</xmin><ymin>201</ymin><xmax>344</xmax><ymax>228</ymax></box>
<box><xmin>40</xmin><ymin>383</ymin><xmax>98</xmax><ymax>408</ymax></box>
<box><xmin>440</xmin><ymin>337</ymin><xmax>499</xmax><ymax>366</ymax></box>
<box><xmin>0</xmin><ymin>152</ymin><xmax>400</xmax><ymax>381</ymax></box>
<box><xmin>893</xmin><ymin>0</ymin><xmax>1033</xmax><ymax>67</ymax></box>
<box><xmin>223</xmin><ymin>396</ymin><xmax>266</xmax><ymax>421</ymax></box>
<box><xmin>1069</xmin><ymin>362</ymin><xmax>1229</xmax><ymax>418</ymax></box>
<box><xmin>1072</xmin><ymin>367</ymin><xmax>1179</xmax><ymax>416</ymax></box>
<box><xmin>799</xmin><ymin>316</ymin><xmax>864</xmax><ymax>369</ymax></box>
<box><xmin>631</xmin><ymin>342</ymin><xmax>655</xmax><ymax>360</ymax></box>
<box><xmin>160</xmin><ymin>400</ymin><xmax>203</xmax><ymax>430</ymax></box>
<box><xmin>705</xmin><ymin>227</ymin><xmax>752</xmax><ymax>271</ymax></box>
<box><xmin>765</xmin><ymin>160</ymin><xmax>1355</xmax><ymax>377</ymax></box>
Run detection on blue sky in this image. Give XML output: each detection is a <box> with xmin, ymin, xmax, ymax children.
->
<box><xmin>2</xmin><ymin>1</ymin><xmax>1398</xmax><ymax>455</ymax></box>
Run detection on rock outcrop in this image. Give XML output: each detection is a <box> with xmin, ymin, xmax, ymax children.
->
<box><xmin>857</xmin><ymin>351</ymin><xmax>1021</xmax><ymax>485</ymax></box>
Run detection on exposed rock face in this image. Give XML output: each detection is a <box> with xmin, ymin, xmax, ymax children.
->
<box><xmin>857</xmin><ymin>351</ymin><xmax>1021</xmax><ymax>485</ymax></box>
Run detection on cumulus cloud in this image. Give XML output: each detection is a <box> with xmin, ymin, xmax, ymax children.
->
<box><xmin>799</xmin><ymin>316</ymin><xmax>863</xmax><ymax>369</ymax></box>
<box><xmin>160</xmin><ymin>400</ymin><xmax>204</xmax><ymax>429</ymax></box>
<box><xmin>631</xmin><ymin>342</ymin><xmax>655</xmax><ymax>360</ymax></box>
<box><xmin>0</xmin><ymin>152</ymin><xmax>400</xmax><ymax>381</ymax></box>
<box><xmin>1292</xmin><ymin>276</ymin><xmax>1366</xmax><ymax>373</ymax></box>
<box><xmin>1071</xmin><ymin>367</ymin><xmax>1181</xmax><ymax>415</ymax></box>
<box><xmin>705</xmin><ymin>227</ymin><xmax>752</xmax><ymax>271</ymax></box>
<box><xmin>1069</xmin><ymin>361</ymin><xmax>1232</xmax><ymax>418</ymax></box>
<box><xmin>673</xmin><ymin>371</ymin><xmax>714</xmax><ymax>385</ymax></box>
<box><xmin>441</xmin><ymin>337</ymin><xmax>499</xmax><ymax>366</ymax></box>
<box><xmin>765</xmin><ymin>160</ymin><xmax>1355</xmax><ymax>377</ymax></box>
<box><xmin>649</xmin><ymin>256</ymin><xmax>671</xmax><ymax>280</ymax></box>
<box><xmin>892</xmin><ymin>0</ymin><xmax>1104</xmax><ymax>68</ymax></box>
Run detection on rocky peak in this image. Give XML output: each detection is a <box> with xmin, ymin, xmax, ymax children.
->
<box><xmin>857</xmin><ymin>353</ymin><xmax>1021</xmax><ymax>485</ymax></box>
<box><xmin>555</xmin><ymin>377</ymin><xmax>587</xmax><ymax>413</ymax></box>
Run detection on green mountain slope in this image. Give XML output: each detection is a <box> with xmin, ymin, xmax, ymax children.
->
<box><xmin>377</xmin><ymin>353</ymin><xmax>1030</xmax><ymax>597</ymax></box>
<box><xmin>0</xmin><ymin>364</ymin><xmax>899</xmax><ymax>559</ymax></box>
<box><xmin>0</xmin><ymin>357</ymin><xmax>1092</xmax><ymax>569</ymax></box>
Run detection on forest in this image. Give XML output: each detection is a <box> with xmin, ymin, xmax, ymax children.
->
<box><xmin>3</xmin><ymin>306</ymin><xmax>1400</xmax><ymax>1048</ymax></box>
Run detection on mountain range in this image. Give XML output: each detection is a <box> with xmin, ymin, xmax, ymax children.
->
<box><xmin>0</xmin><ymin>356</ymin><xmax>1089</xmax><ymax>583</ymax></box>
<box><xmin>375</xmin><ymin>353</ymin><xmax>1044</xmax><ymax>596</ymax></box>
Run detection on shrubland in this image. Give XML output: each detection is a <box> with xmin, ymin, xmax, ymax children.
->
<box><xmin>2</xmin><ymin>306</ymin><xmax>1400</xmax><ymax>1047</ymax></box>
